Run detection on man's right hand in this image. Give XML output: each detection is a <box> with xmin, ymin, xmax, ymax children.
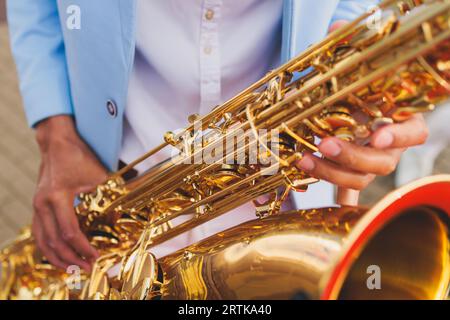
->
<box><xmin>33</xmin><ymin>115</ymin><xmax>108</xmax><ymax>272</ymax></box>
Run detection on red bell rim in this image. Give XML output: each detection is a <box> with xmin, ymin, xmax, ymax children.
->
<box><xmin>320</xmin><ymin>174</ymin><xmax>450</xmax><ymax>300</ymax></box>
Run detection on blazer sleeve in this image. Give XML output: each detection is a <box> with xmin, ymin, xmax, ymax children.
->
<box><xmin>331</xmin><ymin>0</ymin><xmax>381</xmax><ymax>24</ymax></box>
<box><xmin>7</xmin><ymin>0</ymin><xmax>73</xmax><ymax>127</ymax></box>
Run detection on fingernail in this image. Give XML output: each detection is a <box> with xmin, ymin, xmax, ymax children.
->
<box><xmin>319</xmin><ymin>139</ymin><xmax>341</xmax><ymax>157</ymax></box>
<box><xmin>297</xmin><ymin>156</ymin><xmax>315</xmax><ymax>171</ymax></box>
<box><xmin>374</xmin><ymin>131</ymin><xmax>394</xmax><ymax>148</ymax></box>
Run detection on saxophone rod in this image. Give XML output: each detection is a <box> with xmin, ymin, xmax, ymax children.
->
<box><xmin>138</xmin><ymin>27</ymin><xmax>450</xmax><ymax>235</ymax></box>
<box><xmin>118</xmin><ymin>0</ymin><xmax>449</xmax><ymax>201</ymax></box>
<box><xmin>283</xmin><ymin>28</ymin><xmax>450</xmax><ymax>128</ymax></box>
<box><xmin>150</xmin><ymin>160</ymin><xmax>292</xmax><ymax>224</ymax></box>
<box><xmin>110</xmin><ymin>0</ymin><xmax>401</xmax><ymax>178</ymax></box>
<box><xmin>146</xmin><ymin>172</ymin><xmax>287</xmax><ymax>247</ymax></box>
<box><xmin>98</xmin><ymin>1</ymin><xmax>449</xmax><ymax>233</ymax></box>
<box><xmin>110</xmin><ymin>21</ymin><xmax>449</xmax><ymax>217</ymax></box>
<box><xmin>174</xmin><ymin>0</ymin><xmax>399</xmax><ymax>135</ymax></box>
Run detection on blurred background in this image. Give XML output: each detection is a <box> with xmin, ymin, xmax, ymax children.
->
<box><xmin>0</xmin><ymin>0</ymin><xmax>449</xmax><ymax>245</ymax></box>
<box><xmin>0</xmin><ymin>0</ymin><xmax>41</xmax><ymax>244</ymax></box>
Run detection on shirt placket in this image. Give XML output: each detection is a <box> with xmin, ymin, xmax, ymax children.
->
<box><xmin>199</xmin><ymin>0</ymin><xmax>222</xmax><ymax>115</ymax></box>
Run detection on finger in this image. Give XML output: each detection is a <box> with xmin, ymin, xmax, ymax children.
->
<box><xmin>38</xmin><ymin>201</ymin><xmax>91</xmax><ymax>271</ymax></box>
<box><xmin>371</xmin><ymin>114</ymin><xmax>429</xmax><ymax>149</ymax></box>
<box><xmin>32</xmin><ymin>214</ymin><xmax>66</xmax><ymax>270</ymax></box>
<box><xmin>318</xmin><ymin>137</ymin><xmax>403</xmax><ymax>176</ymax></box>
<box><xmin>337</xmin><ymin>188</ymin><xmax>360</xmax><ymax>206</ymax></box>
<box><xmin>50</xmin><ymin>192</ymin><xmax>99</xmax><ymax>263</ymax></box>
<box><xmin>296</xmin><ymin>153</ymin><xmax>376</xmax><ymax>190</ymax></box>
<box><xmin>75</xmin><ymin>185</ymin><xmax>97</xmax><ymax>194</ymax></box>
<box><xmin>74</xmin><ymin>166</ymin><xmax>109</xmax><ymax>195</ymax></box>
<box><xmin>75</xmin><ymin>174</ymin><xmax>108</xmax><ymax>195</ymax></box>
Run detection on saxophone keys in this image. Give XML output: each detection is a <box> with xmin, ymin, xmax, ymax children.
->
<box><xmin>397</xmin><ymin>1</ymin><xmax>411</xmax><ymax>15</ymax></box>
<box><xmin>348</xmin><ymin>93</ymin><xmax>383</xmax><ymax>118</ymax></box>
<box><xmin>108</xmin><ymin>288</ymin><xmax>123</xmax><ymax>300</ymax></box>
<box><xmin>370</xmin><ymin>117</ymin><xmax>394</xmax><ymax>132</ymax></box>
<box><xmin>392</xmin><ymin>103</ymin><xmax>435</xmax><ymax>122</ymax></box>
<box><xmin>323</xmin><ymin>113</ymin><xmax>357</xmax><ymax>130</ymax></box>
<box><xmin>437</xmin><ymin>59</ymin><xmax>450</xmax><ymax>72</ymax></box>
<box><xmin>333</xmin><ymin>127</ymin><xmax>355</xmax><ymax>141</ymax></box>
<box><xmin>195</xmin><ymin>204</ymin><xmax>212</xmax><ymax>217</ymax></box>
<box><xmin>421</xmin><ymin>21</ymin><xmax>434</xmax><ymax>43</ymax></box>
<box><xmin>253</xmin><ymin>191</ymin><xmax>279</xmax><ymax>218</ymax></box>
<box><xmin>183</xmin><ymin>250</ymin><xmax>194</xmax><ymax>261</ymax></box>
<box><xmin>164</xmin><ymin>131</ymin><xmax>177</xmax><ymax>146</ymax></box>
<box><xmin>121</xmin><ymin>251</ymin><xmax>159</xmax><ymax>300</ymax></box>
<box><xmin>282</xmin><ymin>168</ymin><xmax>314</xmax><ymax>192</ymax></box>
<box><xmin>91</xmin><ymin>234</ymin><xmax>119</xmax><ymax>246</ymax></box>
<box><xmin>46</xmin><ymin>284</ymin><xmax>69</xmax><ymax>300</ymax></box>
<box><xmin>354</xmin><ymin>125</ymin><xmax>371</xmax><ymax>139</ymax></box>
<box><xmin>92</xmin><ymin>292</ymin><xmax>107</xmax><ymax>300</ymax></box>
<box><xmin>313</xmin><ymin>108</ymin><xmax>357</xmax><ymax>141</ymax></box>
<box><xmin>302</xmin><ymin>119</ymin><xmax>329</xmax><ymax>138</ymax></box>
<box><xmin>88</xmin><ymin>274</ymin><xmax>110</xmax><ymax>300</ymax></box>
<box><xmin>188</xmin><ymin>113</ymin><xmax>200</xmax><ymax>124</ymax></box>
<box><xmin>0</xmin><ymin>257</ymin><xmax>15</xmax><ymax>300</ymax></box>
<box><xmin>79</xmin><ymin>278</ymin><xmax>90</xmax><ymax>299</ymax></box>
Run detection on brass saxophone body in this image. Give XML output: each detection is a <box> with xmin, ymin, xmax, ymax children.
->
<box><xmin>1</xmin><ymin>0</ymin><xmax>450</xmax><ymax>300</ymax></box>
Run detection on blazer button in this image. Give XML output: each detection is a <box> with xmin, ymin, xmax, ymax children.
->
<box><xmin>106</xmin><ymin>100</ymin><xmax>118</xmax><ymax>118</ymax></box>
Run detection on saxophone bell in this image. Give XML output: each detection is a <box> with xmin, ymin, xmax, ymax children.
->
<box><xmin>159</xmin><ymin>175</ymin><xmax>450</xmax><ymax>300</ymax></box>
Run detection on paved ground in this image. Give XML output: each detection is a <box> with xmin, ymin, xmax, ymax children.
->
<box><xmin>0</xmin><ymin>19</ymin><xmax>449</xmax><ymax>246</ymax></box>
<box><xmin>0</xmin><ymin>0</ymin><xmax>5</xmax><ymax>23</ymax></box>
<box><xmin>0</xmin><ymin>23</ymin><xmax>40</xmax><ymax>245</ymax></box>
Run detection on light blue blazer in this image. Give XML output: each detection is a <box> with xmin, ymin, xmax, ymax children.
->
<box><xmin>7</xmin><ymin>0</ymin><xmax>378</xmax><ymax>171</ymax></box>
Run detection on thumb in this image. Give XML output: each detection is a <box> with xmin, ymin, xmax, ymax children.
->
<box><xmin>75</xmin><ymin>171</ymin><xmax>109</xmax><ymax>195</ymax></box>
<box><xmin>75</xmin><ymin>184</ymin><xmax>99</xmax><ymax>194</ymax></box>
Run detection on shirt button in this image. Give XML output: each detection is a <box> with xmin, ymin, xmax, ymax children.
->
<box><xmin>205</xmin><ymin>9</ymin><xmax>214</xmax><ymax>20</ymax></box>
<box><xmin>203</xmin><ymin>46</ymin><xmax>212</xmax><ymax>55</ymax></box>
<box><xmin>106</xmin><ymin>100</ymin><xmax>118</xmax><ymax>117</ymax></box>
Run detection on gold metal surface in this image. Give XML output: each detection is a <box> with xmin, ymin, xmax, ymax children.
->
<box><xmin>159</xmin><ymin>206</ymin><xmax>449</xmax><ymax>300</ymax></box>
<box><xmin>338</xmin><ymin>207</ymin><xmax>449</xmax><ymax>300</ymax></box>
<box><xmin>159</xmin><ymin>176</ymin><xmax>450</xmax><ymax>300</ymax></box>
<box><xmin>1</xmin><ymin>0</ymin><xmax>450</xmax><ymax>300</ymax></box>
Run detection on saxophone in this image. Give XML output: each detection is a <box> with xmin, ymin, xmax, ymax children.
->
<box><xmin>1</xmin><ymin>0</ymin><xmax>450</xmax><ymax>300</ymax></box>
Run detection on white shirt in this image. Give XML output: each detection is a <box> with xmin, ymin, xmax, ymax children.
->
<box><xmin>120</xmin><ymin>0</ymin><xmax>335</xmax><ymax>257</ymax></box>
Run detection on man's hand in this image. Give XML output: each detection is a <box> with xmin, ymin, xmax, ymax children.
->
<box><xmin>296</xmin><ymin>115</ymin><xmax>429</xmax><ymax>204</ymax></box>
<box><xmin>33</xmin><ymin>115</ymin><xmax>108</xmax><ymax>271</ymax></box>
<box><xmin>295</xmin><ymin>21</ymin><xmax>430</xmax><ymax>205</ymax></box>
